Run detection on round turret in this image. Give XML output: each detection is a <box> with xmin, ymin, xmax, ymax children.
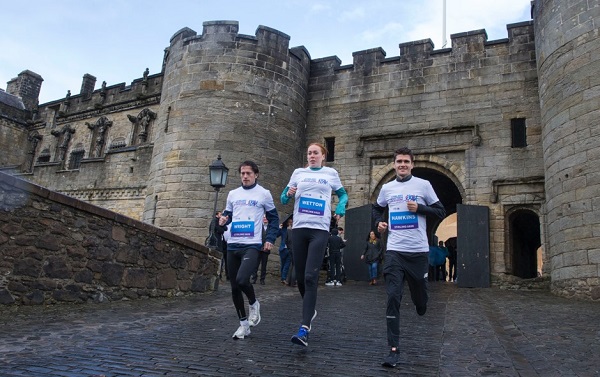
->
<box><xmin>533</xmin><ymin>0</ymin><xmax>600</xmax><ymax>299</ymax></box>
<box><xmin>143</xmin><ymin>21</ymin><xmax>311</xmax><ymax>242</ymax></box>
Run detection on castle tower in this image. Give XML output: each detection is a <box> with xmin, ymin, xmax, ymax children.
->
<box><xmin>142</xmin><ymin>21</ymin><xmax>311</xmax><ymax>242</ymax></box>
<box><xmin>533</xmin><ymin>0</ymin><xmax>600</xmax><ymax>299</ymax></box>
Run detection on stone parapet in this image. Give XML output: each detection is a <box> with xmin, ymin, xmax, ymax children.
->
<box><xmin>0</xmin><ymin>171</ymin><xmax>220</xmax><ymax>305</ymax></box>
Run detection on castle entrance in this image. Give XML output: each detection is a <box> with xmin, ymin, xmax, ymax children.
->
<box><xmin>508</xmin><ymin>209</ymin><xmax>541</xmax><ymax>279</ymax></box>
<box><xmin>412</xmin><ymin>167</ymin><xmax>462</xmax><ymax>243</ymax></box>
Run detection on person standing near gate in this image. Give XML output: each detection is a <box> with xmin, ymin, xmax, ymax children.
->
<box><xmin>446</xmin><ymin>237</ymin><xmax>458</xmax><ymax>282</ymax></box>
<box><xmin>325</xmin><ymin>228</ymin><xmax>346</xmax><ymax>286</ymax></box>
<box><xmin>277</xmin><ymin>216</ymin><xmax>293</xmax><ymax>285</ymax></box>
<box><xmin>372</xmin><ymin>147</ymin><xmax>445</xmax><ymax>368</ymax></box>
<box><xmin>219</xmin><ymin>160</ymin><xmax>279</xmax><ymax>340</ymax></box>
<box><xmin>361</xmin><ymin>230</ymin><xmax>383</xmax><ymax>285</ymax></box>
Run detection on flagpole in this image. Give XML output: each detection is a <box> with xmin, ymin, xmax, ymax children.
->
<box><xmin>442</xmin><ymin>0</ymin><xmax>447</xmax><ymax>48</ymax></box>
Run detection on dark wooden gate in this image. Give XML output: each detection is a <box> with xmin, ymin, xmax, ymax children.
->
<box><xmin>456</xmin><ymin>204</ymin><xmax>490</xmax><ymax>288</ymax></box>
<box><xmin>344</xmin><ymin>204</ymin><xmax>372</xmax><ymax>281</ymax></box>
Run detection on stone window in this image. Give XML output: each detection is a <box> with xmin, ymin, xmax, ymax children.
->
<box><xmin>68</xmin><ymin>145</ymin><xmax>85</xmax><ymax>170</ymax></box>
<box><xmin>37</xmin><ymin>148</ymin><xmax>51</xmax><ymax>163</ymax></box>
<box><xmin>109</xmin><ymin>137</ymin><xmax>127</xmax><ymax>150</ymax></box>
<box><xmin>511</xmin><ymin>118</ymin><xmax>527</xmax><ymax>148</ymax></box>
<box><xmin>325</xmin><ymin>137</ymin><xmax>335</xmax><ymax>162</ymax></box>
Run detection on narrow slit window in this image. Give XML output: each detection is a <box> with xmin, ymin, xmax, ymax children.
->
<box><xmin>511</xmin><ymin>118</ymin><xmax>527</xmax><ymax>148</ymax></box>
<box><xmin>325</xmin><ymin>137</ymin><xmax>335</xmax><ymax>162</ymax></box>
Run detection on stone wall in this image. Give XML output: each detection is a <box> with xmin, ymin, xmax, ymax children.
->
<box><xmin>0</xmin><ymin>171</ymin><xmax>220</xmax><ymax>305</ymax></box>
<box><xmin>306</xmin><ymin>22</ymin><xmax>543</xmax><ymax>277</ymax></box>
<box><xmin>533</xmin><ymin>0</ymin><xmax>600</xmax><ymax>300</ymax></box>
<box><xmin>7</xmin><ymin>72</ymin><xmax>163</xmax><ymax>222</ymax></box>
<box><xmin>0</xmin><ymin>117</ymin><xmax>28</xmax><ymax>169</ymax></box>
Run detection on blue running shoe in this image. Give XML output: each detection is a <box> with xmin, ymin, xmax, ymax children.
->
<box><xmin>291</xmin><ymin>326</ymin><xmax>309</xmax><ymax>347</ymax></box>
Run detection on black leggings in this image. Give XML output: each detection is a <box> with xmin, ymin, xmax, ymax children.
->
<box><xmin>291</xmin><ymin>228</ymin><xmax>329</xmax><ymax>327</ymax></box>
<box><xmin>383</xmin><ymin>251</ymin><xmax>429</xmax><ymax>348</ymax></box>
<box><xmin>227</xmin><ymin>247</ymin><xmax>260</xmax><ymax>320</ymax></box>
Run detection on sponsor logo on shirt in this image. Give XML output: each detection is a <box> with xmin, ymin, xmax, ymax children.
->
<box><xmin>388</xmin><ymin>194</ymin><xmax>419</xmax><ymax>204</ymax></box>
<box><xmin>301</xmin><ymin>177</ymin><xmax>329</xmax><ymax>185</ymax></box>
<box><xmin>232</xmin><ymin>199</ymin><xmax>260</xmax><ymax>207</ymax></box>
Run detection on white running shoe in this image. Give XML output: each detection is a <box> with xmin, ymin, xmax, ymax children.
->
<box><xmin>325</xmin><ymin>281</ymin><xmax>334</xmax><ymax>286</ymax></box>
<box><xmin>334</xmin><ymin>280</ymin><xmax>342</xmax><ymax>286</ymax></box>
<box><xmin>232</xmin><ymin>324</ymin><xmax>251</xmax><ymax>339</ymax></box>
<box><xmin>248</xmin><ymin>300</ymin><xmax>261</xmax><ymax>327</ymax></box>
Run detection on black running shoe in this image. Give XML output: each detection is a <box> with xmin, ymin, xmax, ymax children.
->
<box><xmin>382</xmin><ymin>349</ymin><xmax>400</xmax><ymax>367</ymax></box>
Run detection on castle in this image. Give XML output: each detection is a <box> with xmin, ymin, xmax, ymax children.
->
<box><xmin>1</xmin><ymin>0</ymin><xmax>598</xmax><ymax>300</ymax></box>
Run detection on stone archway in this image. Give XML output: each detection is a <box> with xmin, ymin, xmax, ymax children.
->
<box><xmin>507</xmin><ymin>209</ymin><xmax>541</xmax><ymax>279</ymax></box>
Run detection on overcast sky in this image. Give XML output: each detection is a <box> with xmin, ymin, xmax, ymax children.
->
<box><xmin>1</xmin><ymin>0</ymin><xmax>531</xmax><ymax>104</ymax></box>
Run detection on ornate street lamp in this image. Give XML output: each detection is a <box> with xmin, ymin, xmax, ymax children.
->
<box><xmin>207</xmin><ymin>155</ymin><xmax>229</xmax><ymax>249</ymax></box>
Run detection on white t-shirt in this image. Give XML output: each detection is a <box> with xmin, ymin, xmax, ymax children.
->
<box><xmin>286</xmin><ymin>166</ymin><xmax>343</xmax><ymax>231</ymax></box>
<box><xmin>376</xmin><ymin>177</ymin><xmax>439</xmax><ymax>253</ymax></box>
<box><xmin>224</xmin><ymin>184</ymin><xmax>276</xmax><ymax>245</ymax></box>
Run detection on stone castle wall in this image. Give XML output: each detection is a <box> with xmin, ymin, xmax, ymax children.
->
<box><xmin>12</xmin><ymin>72</ymin><xmax>163</xmax><ymax>221</ymax></box>
<box><xmin>0</xmin><ymin>171</ymin><xmax>219</xmax><ymax>305</ymax></box>
<box><xmin>533</xmin><ymin>0</ymin><xmax>600</xmax><ymax>300</ymax></box>
<box><xmin>306</xmin><ymin>22</ymin><xmax>544</xmax><ymax>277</ymax></box>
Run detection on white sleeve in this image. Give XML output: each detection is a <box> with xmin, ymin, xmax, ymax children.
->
<box><xmin>263</xmin><ymin>189</ymin><xmax>276</xmax><ymax>211</ymax></box>
<box><xmin>424</xmin><ymin>182</ymin><xmax>440</xmax><ymax>205</ymax></box>
<box><xmin>286</xmin><ymin>169</ymin><xmax>300</xmax><ymax>188</ymax></box>
<box><xmin>224</xmin><ymin>192</ymin><xmax>233</xmax><ymax>213</ymax></box>
<box><xmin>330</xmin><ymin>168</ymin><xmax>343</xmax><ymax>191</ymax></box>
<box><xmin>376</xmin><ymin>185</ymin><xmax>388</xmax><ymax>207</ymax></box>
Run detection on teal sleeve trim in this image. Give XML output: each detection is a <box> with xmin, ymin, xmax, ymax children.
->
<box><xmin>280</xmin><ymin>187</ymin><xmax>291</xmax><ymax>205</ymax></box>
<box><xmin>334</xmin><ymin>187</ymin><xmax>348</xmax><ymax>216</ymax></box>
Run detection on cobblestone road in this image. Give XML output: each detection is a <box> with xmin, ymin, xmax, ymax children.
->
<box><xmin>1</xmin><ymin>280</ymin><xmax>599</xmax><ymax>376</ymax></box>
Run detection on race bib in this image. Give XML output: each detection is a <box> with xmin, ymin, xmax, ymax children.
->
<box><xmin>231</xmin><ymin>221</ymin><xmax>255</xmax><ymax>237</ymax></box>
<box><xmin>298</xmin><ymin>197</ymin><xmax>326</xmax><ymax>216</ymax></box>
<box><xmin>390</xmin><ymin>211</ymin><xmax>418</xmax><ymax>230</ymax></box>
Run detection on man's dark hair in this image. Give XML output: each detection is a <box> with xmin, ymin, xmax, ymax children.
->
<box><xmin>331</xmin><ymin>228</ymin><xmax>339</xmax><ymax>236</ymax></box>
<box><xmin>239</xmin><ymin>160</ymin><xmax>259</xmax><ymax>174</ymax></box>
<box><xmin>394</xmin><ymin>147</ymin><xmax>414</xmax><ymax>162</ymax></box>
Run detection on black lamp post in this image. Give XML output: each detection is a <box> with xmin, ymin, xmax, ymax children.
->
<box><xmin>208</xmin><ymin>155</ymin><xmax>229</xmax><ymax>249</ymax></box>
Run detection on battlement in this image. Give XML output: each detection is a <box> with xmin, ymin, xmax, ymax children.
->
<box><xmin>39</xmin><ymin>70</ymin><xmax>163</xmax><ymax>122</ymax></box>
<box><xmin>173</xmin><ymin>21</ymin><xmax>294</xmax><ymax>56</ymax></box>
<box><xmin>310</xmin><ymin>21</ymin><xmax>535</xmax><ymax>76</ymax></box>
